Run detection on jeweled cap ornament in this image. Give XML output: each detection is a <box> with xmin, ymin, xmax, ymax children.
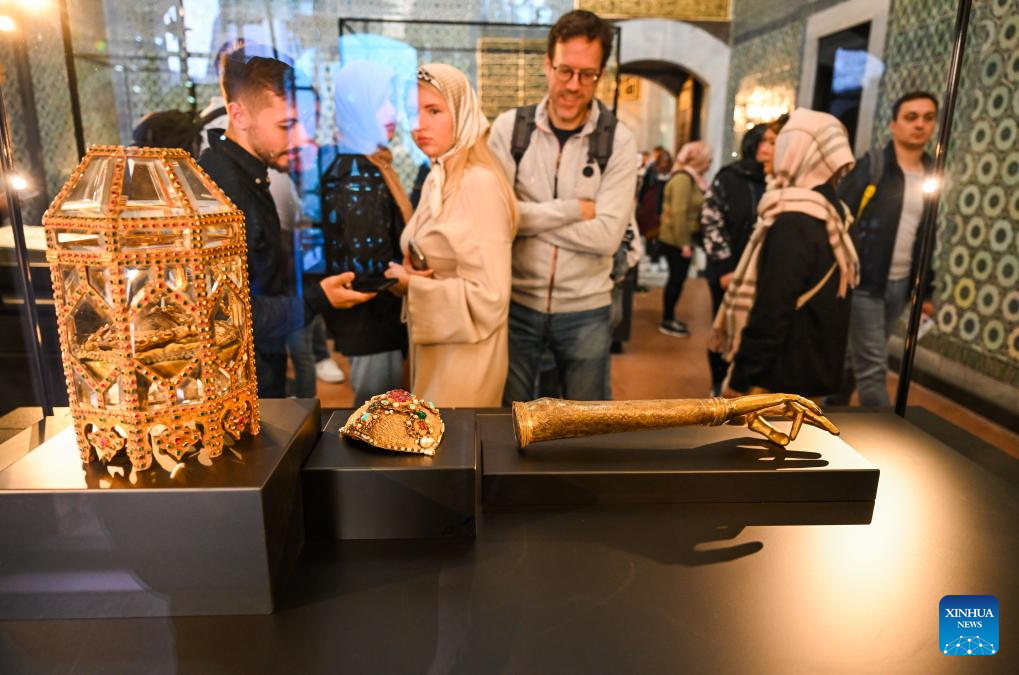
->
<box><xmin>341</xmin><ymin>389</ymin><xmax>444</xmax><ymax>456</ymax></box>
<box><xmin>43</xmin><ymin>146</ymin><xmax>259</xmax><ymax>478</ymax></box>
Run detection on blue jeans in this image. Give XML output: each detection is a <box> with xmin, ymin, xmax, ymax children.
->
<box><xmin>286</xmin><ymin>318</ymin><xmax>318</xmax><ymax>399</ymax></box>
<box><xmin>312</xmin><ymin>316</ymin><xmax>330</xmax><ymax>362</ymax></box>
<box><xmin>503</xmin><ymin>302</ymin><xmax>612</xmax><ymax>403</ymax></box>
<box><xmin>349</xmin><ymin>350</ymin><xmax>404</xmax><ymax>407</ymax></box>
<box><xmin>849</xmin><ymin>277</ymin><xmax>911</xmax><ymax>407</ymax></box>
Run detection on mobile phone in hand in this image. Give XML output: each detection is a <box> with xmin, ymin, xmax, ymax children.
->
<box><xmin>408</xmin><ymin>239</ymin><xmax>428</xmax><ymax>271</ymax></box>
<box><xmin>350</xmin><ymin>276</ymin><xmax>397</xmax><ymax>293</ymax></box>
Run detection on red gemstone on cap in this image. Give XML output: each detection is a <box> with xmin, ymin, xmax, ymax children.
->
<box><xmin>387</xmin><ymin>389</ymin><xmax>411</xmax><ymax>402</ymax></box>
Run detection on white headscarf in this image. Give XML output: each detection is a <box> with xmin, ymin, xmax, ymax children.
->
<box><xmin>416</xmin><ymin>63</ymin><xmax>489</xmax><ymax>217</ymax></box>
<box><xmin>333</xmin><ymin>60</ymin><xmax>394</xmax><ymax>155</ymax></box>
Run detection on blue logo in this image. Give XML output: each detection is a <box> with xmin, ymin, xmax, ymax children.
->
<box><xmin>940</xmin><ymin>595</ymin><xmax>998</xmax><ymax>655</ymax></box>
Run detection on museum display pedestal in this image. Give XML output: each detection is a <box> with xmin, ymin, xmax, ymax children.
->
<box><xmin>0</xmin><ymin>398</ymin><xmax>320</xmax><ymax>619</ymax></box>
<box><xmin>303</xmin><ymin>409</ymin><xmax>478</xmax><ymax>540</ymax></box>
<box><xmin>480</xmin><ymin>413</ymin><xmax>879</xmax><ymax>508</ymax></box>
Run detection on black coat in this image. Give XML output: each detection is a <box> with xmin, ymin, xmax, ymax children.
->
<box><xmin>728</xmin><ymin>185</ymin><xmax>851</xmax><ymax>397</ymax></box>
<box><xmin>319</xmin><ymin>151</ymin><xmax>408</xmax><ymax>357</ymax></box>
<box><xmin>199</xmin><ymin>137</ymin><xmax>328</xmax><ymax>397</ymax></box>
<box><xmin>837</xmin><ymin>141</ymin><xmax>934</xmax><ymax>296</ymax></box>
<box><xmin>700</xmin><ymin>158</ymin><xmax>767</xmax><ymax>276</ymax></box>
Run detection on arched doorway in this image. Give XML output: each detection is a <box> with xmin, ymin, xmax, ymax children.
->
<box><xmin>617</xmin><ymin>18</ymin><xmax>731</xmax><ymax>172</ymax></box>
<box><xmin>616</xmin><ymin>60</ymin><xmax>706</xmax><ymax>155</ymax></box>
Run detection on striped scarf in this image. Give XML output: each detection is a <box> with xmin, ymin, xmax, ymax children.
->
<box><xmin>710</xmin><ymin>108</ymin><xmax>860</xmax><ymax>362</ymax></box>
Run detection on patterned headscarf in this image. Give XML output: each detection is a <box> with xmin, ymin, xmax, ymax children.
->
<box><xmin>416</xmin><ymin>63</ymin><xmax>489</xmax><ymax>217</ymax></box>
<box><xmin>711</xmin><ymin>108</ymin><xmax>859</xmax><ymax>363</ymax></box>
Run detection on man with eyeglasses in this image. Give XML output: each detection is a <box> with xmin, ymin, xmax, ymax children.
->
<box><xmin>491</xmin><ymin>9</ymin><xmax>637</xmax><ymax>403</ymax></box>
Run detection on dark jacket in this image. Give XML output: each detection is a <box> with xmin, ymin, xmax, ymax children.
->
<box><xmin>728</xmin><ymin>184</ymin><xmax>851</xmax><ymax>397</ymax></box>
<box><xmin>319</xmin><ymin>151</ymin><xmax>408</xmax><ymax>357</ymax></box>
<box><xmin>699</xmin><ymin>158</ymin><xmax>767</xmax><ymax>275</ymax></box>
<box><xmin>636</xmin><ymin>169</ymin><xmax>670</xmax><ymax>236</ymax></box>
<box><xmin>837</xmin><ymin>141</ymin><xmax>934</xmax><ymax>296</ymax></box>
<box><xmin>199</xmin><ymin>137</ymin><xmax>328</xmax><ymax>396</ymax></box>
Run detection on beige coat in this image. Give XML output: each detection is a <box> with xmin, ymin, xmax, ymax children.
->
<box><xmin>401</xmin><ymin>165</ymin><xmax>514</xmax><ymax>407</ymax></box>
<box><xmin>489</xmin><ymin>97</ymin><xmax>638</xmax><ymax>313</ymax></box>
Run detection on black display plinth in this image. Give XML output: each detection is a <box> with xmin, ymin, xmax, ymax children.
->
<box><xmin>303</xmin><ymin>409</ymin><xmax>478</xmax><ymax>540</ymax></box>
<box><xmin>480</xmin><ymin>414</ymin><xmax>879</xmax><ymax>508</ymax></box>
<box><xmin>0</xmin><ymin>398</ymin><xmax>320</xmax><ymax>619</ymax></box>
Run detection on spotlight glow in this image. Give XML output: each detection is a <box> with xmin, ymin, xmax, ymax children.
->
<box><xmin>12</xmin><ymin>0</ymin><xmax>50</xmax><ymax>13</ymax></box>
<box><xmin>0</xmin><ymin>15</ymin><xmax>16</xmax><ymax>32</ymax></box>
<box><xmin>10</xmin><ymin>175</ymin><xmax>28</xmax><ymax>191</ymax></box>
<box><xmin>922</xmin><ymin>177</ymin><xmax>940</xmax><ymax>194</ymax></box>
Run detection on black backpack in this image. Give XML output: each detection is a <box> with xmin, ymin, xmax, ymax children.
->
<box><xmin>132</xmin><ymin>107</ymin><xmax>226</xmax><ymax>158</ymax></box>
<box><xmin>319</xmin><ymin>151</ymin><xmax>404</xmax><ymax>279</ymax></box>
<box><xmin>509</xmin><ymin>99</ymin><xmax>617</xmax><ymax>181</ymax></box>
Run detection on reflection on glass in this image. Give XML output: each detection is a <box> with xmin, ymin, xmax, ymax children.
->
<box><xmin>43</xmin><ymin>146</ymin><xmax>259</xmax><ymax>475</ymax></box>
<box><xmin>812</xmin><ymin>22</ymin><xmax>870</xmax><ymax>146</ymax></box>
<box><xmin>168</xmin><ymin>159</ymin><xmax>232</xmax><ymax>214</ymax></box>
<box><xmin>58</xmin><ymin>157</ymin><xmax>113</xmax><ymax>216</ymax></box>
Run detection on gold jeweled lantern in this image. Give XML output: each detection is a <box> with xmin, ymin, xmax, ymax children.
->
<box><xmin>43</xmin><ymin>146</ymin><xmax>259</xmax><ymax>474</ymax></box>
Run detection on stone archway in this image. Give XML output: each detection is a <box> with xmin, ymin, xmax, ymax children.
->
<box><xmin>617</xmin><ymin>18</ymin><xmax>731</xmax><ymax>172</ymax></box>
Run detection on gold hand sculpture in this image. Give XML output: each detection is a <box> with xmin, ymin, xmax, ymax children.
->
<box><xmin>512</xmin><ymin>394</ymin><xmax>840</xmax><ymax>449</ymax></box>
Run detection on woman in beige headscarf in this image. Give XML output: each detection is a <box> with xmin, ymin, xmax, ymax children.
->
<box><xmin>712</xmin><ymin>108</ymin><xmax>859</xmax><ymax>398</ymax></box>
<box><xmin>658</xmin><ymin>140</ymin><xmax>712</xmax><ymax>338</ymax></box>
<box><xmin>385</xmin><ymin>64</ymin><xmax>517</xmax><ymax>407</ymax></box>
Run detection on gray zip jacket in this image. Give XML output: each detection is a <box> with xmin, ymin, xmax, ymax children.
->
<box><xmin>489</xmin><ymin>97</ymin><xmax>638</xmax><ymax>313</ymax></box>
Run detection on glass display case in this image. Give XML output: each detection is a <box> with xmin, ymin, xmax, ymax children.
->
<box><xmin>43</xmin><ymin>145</ymin><xmax>259</xmax><ymax>474</ymax></box>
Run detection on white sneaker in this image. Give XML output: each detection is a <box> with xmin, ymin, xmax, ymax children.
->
<box><xmin>316</xmin><ymin>358</ymin><xmax>345</xmax><ymax>383</ymax></box>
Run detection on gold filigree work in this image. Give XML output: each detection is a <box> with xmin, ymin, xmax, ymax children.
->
<box><xmin>341</xmin><ymin>390</ymin><xmax>444</xmax><ymax>456</ymax></box>
<box><xmin>44</xmin><ymin>146</ymin><xmax>260</xmax><ymax>475</ymax></box>
<box><xmin>512</xmin><ymin>394</ymin><xmax>840</xmax><ymax>448</ymax></box>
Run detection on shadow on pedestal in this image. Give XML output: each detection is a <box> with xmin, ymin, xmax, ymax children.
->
<box><xmin>0</xmin><ymin>398</ymin><xmax>321</xmax><ymax>619</ymax></box>
<box><xmin>480</xmin><ymin>414</ymin><xmax>879</xmax><ymax>509</ymax></box>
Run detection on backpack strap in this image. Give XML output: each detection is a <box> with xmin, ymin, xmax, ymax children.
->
<box><xmin>795</xmin><ymin>200</ymin><xmax>851</xmax><ymax>311</ymax></box>
<box><xmin>795</xmin><ymin>266</ymin><xmax>838</xmax><ymax>310</ymax></box>
<box><xmin>197</xmin><ymin>106</ymin><xmax>227</xmax><ymax>128</ymax></box>
<box><xmin>510</xmin><ymin>104</ymin><xmax>538</xmax><ymax>183</ymax></box>
<box><xmin>510</xmin><ymin>100</ymin><xmax>617</xmax><ymax>180</ymax></box>
<box><xmin>587</xmin><ymin>99</ymin><xmax>617</xmax><ymax>174</ymax></box>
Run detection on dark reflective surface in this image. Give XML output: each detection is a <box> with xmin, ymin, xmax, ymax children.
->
<box><xmin>304</xmin><ymin>410</ymin><xmax>478</xmax><ymax>540</ymax></box>
<box><xmin>481</xmin><ymin>413</ymin><xmax>878</xmax><ymax>506</ymax></box>
<box><xmin>0</xmin><ymin>399</ymin><xmax>320</xmax><ymax>620</ymax></box>
<box><xmin>0</xmin><ymin>411</ymin><xmax>1016</xmax><ymax>673</ymax></box>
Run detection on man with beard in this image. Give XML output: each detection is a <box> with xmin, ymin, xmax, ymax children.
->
<box><xmin>490</xmin><ymin>9</ymin><xmax>637</xmax><ymax>403</ymax></box>
<box><xmin>200</xmin><ymin>46</ymin><xmax>373</xmax><ymax>397</ymax></box>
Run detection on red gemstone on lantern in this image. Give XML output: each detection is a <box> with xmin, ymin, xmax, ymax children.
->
<box><xmin>387</xmin><ymin>389</ymin><xmax>411</xmax><ymax>402</ymax></box>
